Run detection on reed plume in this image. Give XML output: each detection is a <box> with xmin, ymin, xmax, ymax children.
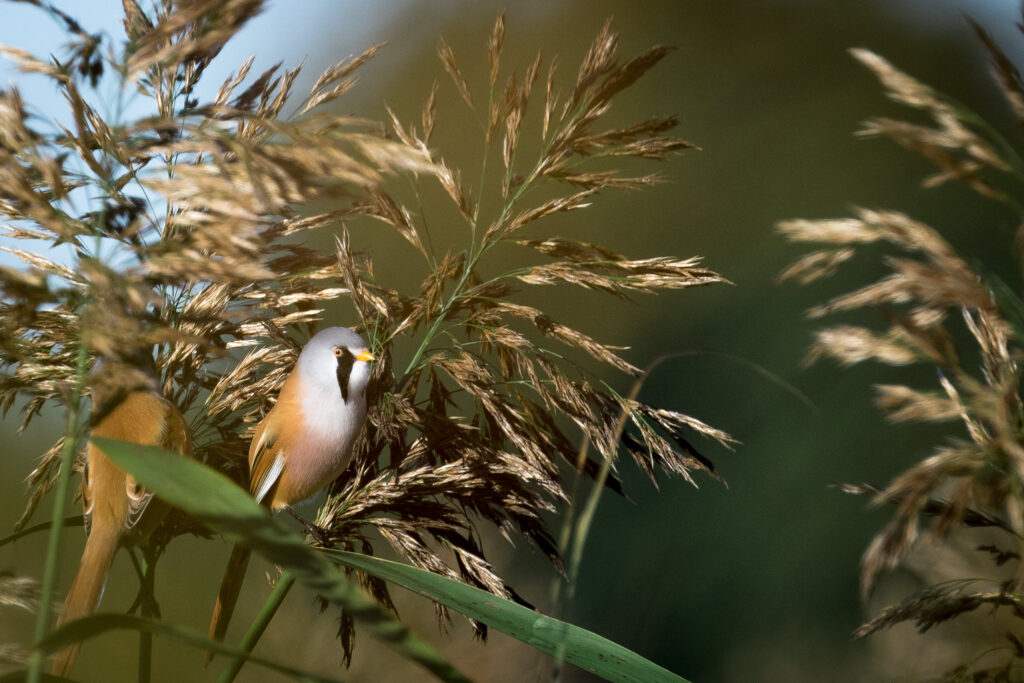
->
<box><xmin>780</xmin><ymin>10</ymin><xmax>1024</xmax><ymax>679</ymax></box>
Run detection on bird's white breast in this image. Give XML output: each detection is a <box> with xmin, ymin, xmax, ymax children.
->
<box><xmin>302</xmin><ymin>383</ymin><xmax>365</xmax><ymax>456</ymax></box>
<box><xmin>289</xmin><ymin>377</ymin><xmax>366</xmax><ymax>501</ymax></box>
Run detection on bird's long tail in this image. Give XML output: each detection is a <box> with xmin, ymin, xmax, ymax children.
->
<box><xmin>52</xmin><ymin>528</ymin><xmax>119</xmax><ymax>677</ymax></box>
<box><xmin>206</xmin><ymin>543</ymin><xmax>252</xmax><ymax>665</ymax></box>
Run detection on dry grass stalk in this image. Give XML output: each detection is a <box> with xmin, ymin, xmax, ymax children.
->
<box><xmin>0</xmin><ymin>2</ymin><xmax>730</xmax><ymax>667</ymax></box>
<box><xmin>782</xmin><ymin>17</ymin><xmax>1024</xmax><ymax>680</ymax></box>
<box><xmin>850</xmin><ymin>48</ymin><xmax>1015</xmax><ymax>200</ymax></box>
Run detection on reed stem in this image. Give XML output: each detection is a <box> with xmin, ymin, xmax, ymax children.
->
<box><xmin>27</xmin><ymin>343</ymin><xmax>88</xmax><ymax>683</ymax></box>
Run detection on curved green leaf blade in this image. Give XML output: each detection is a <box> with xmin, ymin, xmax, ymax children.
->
<box><xmin>322</xmin><ymin>549</ymin><xmax>689</xmax><ymax>683</ymax></box>
<box><xmin>90</xmin><ymin>436</ymin><xmax>470</xmax><ymax>683</ymax></box>
<box><xmin>35</xmin><ymin>613</ymin><xmax>341</xmax><ymax>683</ymax></box>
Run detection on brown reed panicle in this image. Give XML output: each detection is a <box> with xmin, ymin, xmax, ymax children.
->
<box><xmin>780</xmin><ymin>12</ymin><xmax>1024</xmax><ymax>679</ymax></box>
<box><xmin>0</xmin><ymin>1</ymin><xmax>731</xmax><ymax>665</ymax></box>
<box><xmin>297</xmin><ymin>15</ymin><xmax>734</xmax><ymax>656</ymax></box>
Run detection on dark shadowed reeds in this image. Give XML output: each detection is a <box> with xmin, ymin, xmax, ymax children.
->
<box><xmin>0</xmin><ymin>1</ymin><xmax>729</xmax><ymax>679</ymax></box>
<box><xmin>780</xmin><ymin>11</ymin><xmax>1024</xmax><ymax>681</ymax></box>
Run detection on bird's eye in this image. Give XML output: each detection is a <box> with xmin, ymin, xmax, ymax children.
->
<box><xmin>333</xmin><ymin>347</ymin><xmax>343</xmax><ymax>357</ymax></box>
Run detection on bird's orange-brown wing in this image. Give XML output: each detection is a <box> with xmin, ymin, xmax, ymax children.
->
<box><xmin>159</xmin><ymin>394</ymin><xmax>192</xmax><ymax>458</ymax></box>
<box><xmin>122</xmin><ymin>393</ymin><xmax>192</xmax><ymax>530</ymax></box>
<box><xmin>86</xmin><ymin>391</ymin><xmax>164</xmax><ymax>533</ymax></box>
<box><xmin>248</xmin><ymin>412</ymin><xmax>284</xmax><ymax>505</ymax></box>
<box><xmin>248</xmin><ymin>370</ymin><xmax>304</xmax><ymax>504</ymax></box>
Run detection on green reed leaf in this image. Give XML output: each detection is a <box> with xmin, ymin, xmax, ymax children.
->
<box><xmin>322</xmin><ymin>548</ymin><xmax>690</xmax><ymax>683</ymax></box>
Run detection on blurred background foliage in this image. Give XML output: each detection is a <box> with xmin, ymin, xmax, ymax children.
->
<box><xmin>2</xmin><ymin>0</ymin><xmax>1022</xmax><ymax>681</ymax></box>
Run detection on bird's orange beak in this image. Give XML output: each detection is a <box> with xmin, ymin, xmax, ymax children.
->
<box><xmin>355</xmin><ymin>349</ymin><xmax>375</xmax><ymax>362</ymax></box>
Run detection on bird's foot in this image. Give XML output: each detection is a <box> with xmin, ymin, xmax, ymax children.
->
<box><xmin>285</xmin><ymin>507</ymin><xmax>333</xmax><ymax>547</ymax></box>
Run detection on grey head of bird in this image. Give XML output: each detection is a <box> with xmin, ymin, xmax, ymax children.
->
<box><xmin>296</xmin><ymin>326</ymin><xmax>374</xmax><ymax>404</ymax></box>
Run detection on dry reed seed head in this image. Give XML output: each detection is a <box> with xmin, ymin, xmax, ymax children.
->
<box><xmin>492</xmin><ymin>301</ymin><xmax>641</xmax><ymax>375</ymax></box>
<box><xmin>14</xmin><ymin>437</ymin><xmax>66</xmax><ymax>530</ymax></box>
<box><xmin>807</xmin><ymin>257</ymin><xmax>995</xmax><ymax>320</ymax></box>
<box><xmin>855</xmin><ymin>581</ymin><xmax>1024</xmax><ymax>639</ymax></box>
<box><xmin>970</xmin><ymin>17</ymin><xmax>1024</xmax><ymax>129</ymax></box>
<box><xmin>779</xmin><ymin>209</ymin><xmax>960</xmax><ymax>259</ymax></box>
<box><xmin>787</xmin><ymin>202</ymin><xmax>1024</xmax><ymax>579</ymax></box>
<box><xmin>777</xmin><ymin>248</ymin><xmax>857</xmax><ymax>285</ymax></box>
<box><xmin>808</xmin><ymin>326</ymin><xmax>920</xmax><ymax>367</ymax></box>
<box><xmin>421</xmin><ymin>81</ymin><xmax>438</xmax><ymax>145</ymax></box>
<box><xmin>437</xmin><ymin>38</ymin><xmax>474</xmax><ymax>111</ymax></box>
<box><xmin>121</xmin><ymin>0</ymin><xmax>153</xmax><ymax>42</ymax></box>
<box><xmin>873</xmin><ymin>384</ymin><xmax>962</xmax><ymax>423</ymax></box>
<box><xmin>963</xmin><ymin>307</ymin><xmax>1015</xmax><ymax>378</ymax></box>
<box><xmin>0</xmin><ymin>573</ymin><xmax>38</xmax><ymax>612</ymax></box>
<box><xmin>125</xmin><ymin>0</ymin><xmax>265</xmax><ymax>80</ymax></box>
<box><xmin>317</xmin><ymin>453</ymin><xmax>562</xmax><ymax>628</ymax></box>
<box><xmin>858</xmin><ymin>119</ymin><xmax>1008</xmax><ymax>200</ymax></box>
<box><xmin>488</xmin><ymin>12</ymin><xmax>506</xmax><ymax>89</ymax></box>
<box><xmin>349</xmin><ymin>189</ymin><xmax>428</xmax><ymax>257</ymax></box>
<box><xmin>485</xmin><ymin>189</ymin><xmax>596</xmax><ymax>244</ymax></box>
<box><xmin>568</xmin><ymin>19</ymin><xmax>618</xmax><ymax>115</ymax></box>
<box><xmin>859</xmin><ymin>513</ymin><xmax>924</xmax><ymax>600</ymax></box>
<box><xmin>850</xmin><ymin>48</ymin><xmax>1013</xmax><ymax>201</ymax></box>
<box><xmin>516</xmin><ymin>251</ymin><xmax>727</xmax><ymax>296</ymax></box>
<box><xmin>0</xmin><ymin>643</ymin><xmax>31</xmax><ymax>666</ymax></box>
<box><xmin>850</xmin><ymin>47</ymin><xmax>955</xmax><ymax>118</ymax></box>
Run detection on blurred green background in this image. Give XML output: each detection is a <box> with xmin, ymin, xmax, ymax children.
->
<box><xmin>2</xmin><ymin>0</ymin><xmax>1022</xmax><ymax>681</ymax></box>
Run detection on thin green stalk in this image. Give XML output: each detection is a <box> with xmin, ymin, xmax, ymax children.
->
<box><xmin>26</xmin><ymin>343</ymin><xmax>88</xmax><ymax>683</ymax></box>
<box><xmin>397</xmin><ymin>187</ymin><xmax>528</xmax><ymax>384</ymax></box>
<box><xmin>471</xmin><ymin>53</ymin><xmax>498</xmax><ymax>231</ymax></box>
<box><xmin>405</xmin><ymin>175</ymin><xmax>439</xmax><ymax>270</ymax></box>
<box><xmin>0</xmin><ymin>517</ymin><xmax>85</xmax><ymax>548</ymax></box>
<box><xmin>548</xmin><ymin>432</ymin><xmax>591</xmax><ymax>612</ymax></box>
<box><xmin>397</xmin><ymin>89</ymin><xmax>571</xmax><ymax>387</ymax></box>
<box><xmin>551</xmin><ymin>359</ymin><xmax>661</xmax><ymax>682</ymax></box>
<box><xmin>551</xmin><ymin>352</ymin><xmax>775</xmax><ymax>679</ymax></box>
<box><xmin>138</xmin><ymin>613</ymin><xmax>153</xmax><ymax>682</ymax></box>
<box><xmin>217</xmin><ymin>571</ymin><xmax>296</xmax><ymax>683</ymax></box>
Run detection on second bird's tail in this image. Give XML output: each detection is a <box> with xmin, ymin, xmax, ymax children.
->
<box><xmin>52</xmin><ymin>528</ymin><xmax>119</xmax><ymax>677</ymax></box>
<box><xmin>206</xmin><ymin>543</ymin><xmax>252</xmax><ymax>665</ymax></box>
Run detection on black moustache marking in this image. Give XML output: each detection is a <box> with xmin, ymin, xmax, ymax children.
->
<box><xmin>336</xmin><ymin>347</ymin><xmax>354</xmax><ymax>402</ymax></box>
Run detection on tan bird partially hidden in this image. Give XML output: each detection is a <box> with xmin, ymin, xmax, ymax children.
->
<box><xmin>52</xmin><ymin>360</ymin><xmax>192</xmax><ymax>678</ymax></box>
<box><xmin>206</xmin><ymin>327</ymin><xmax>374</xmax><ymax>661</ymax></box>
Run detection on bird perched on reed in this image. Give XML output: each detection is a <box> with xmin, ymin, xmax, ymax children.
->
<box><xmin>52</xmin><ymin>357</ymin><xmax>193</xmax><ymax>678</ymax></box>
<box><xmin>206</xmin><ymin>326</ymin><xmax>374</xmax><ymax>660</ymax></box>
